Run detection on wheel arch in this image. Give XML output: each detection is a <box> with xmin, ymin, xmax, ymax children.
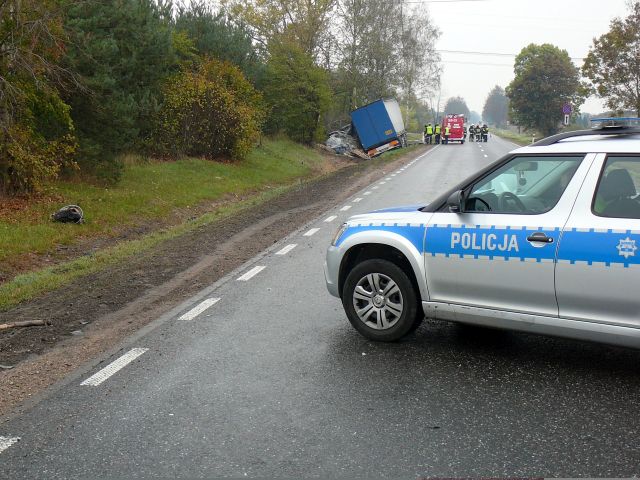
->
<box><xmin>338</xmin><ymin>242</ymin><xmax>425</xmax><ymax>302</ymax></box>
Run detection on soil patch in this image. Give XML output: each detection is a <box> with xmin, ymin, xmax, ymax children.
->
<box><xmin>0</xmin><ymin>146</ymin><xmax>429</xmax><ymax>419</ymax></box>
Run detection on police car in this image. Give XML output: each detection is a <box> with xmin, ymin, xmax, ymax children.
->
<box><xmin>325</xmin><ymin>120</ymin><xmax>640</xmax><ymax>347</ymax></box>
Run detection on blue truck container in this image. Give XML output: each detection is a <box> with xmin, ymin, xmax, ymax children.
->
<box><xmin>350</xmin><ymin>99</ymin><xmax>406</xmax><ymax>157</ymax></box>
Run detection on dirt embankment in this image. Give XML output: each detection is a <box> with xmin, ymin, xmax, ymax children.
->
<box><xmin>0</xmin><ymin>146</ymin><xmax>429</xmax><ymax>419</ymax></box>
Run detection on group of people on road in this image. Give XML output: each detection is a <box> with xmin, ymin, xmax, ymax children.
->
<box><xmin>423</xmin><ymin>123</ymin><xmax>452</xmax><ymax>145</ymax></box>
<box><xmin>467</xmin><ymin>124</ymin><xmax>489</xmax><ymax>142</ymax></box>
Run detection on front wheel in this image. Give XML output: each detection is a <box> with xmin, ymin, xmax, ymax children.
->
<box><xmin>342</xmin><ymin>259</ymin><xmax>422</xmax><ymax>341</ymax></box>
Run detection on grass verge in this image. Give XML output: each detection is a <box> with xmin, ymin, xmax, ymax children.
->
<box><xmin>0</xmin><ymin>143</ymin><xmax>420</xmax><ymax>310</ymax></box>
<box><xmin>493</xmin><ymin>128</ymin><xmax>539</xmax><ymax>146</ymax></box>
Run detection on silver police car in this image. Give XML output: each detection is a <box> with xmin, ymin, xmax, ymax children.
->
<box><xmin>325</xmin><ymin>122</ymin><xmax>640</xmax><ymax>347</ymax></box>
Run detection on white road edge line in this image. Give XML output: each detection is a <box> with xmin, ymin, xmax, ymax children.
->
<box><xmin>303</xmin><ymin>228</ymin><xmax>320</xmax><ymax>237</ymax></box>
<box><xmin>179</xmin><ymin>297</ymin><xmax>221</xmax><ymax>321</ymax></box>
<box><xmin>0</xmin><ymin>436</ymin><xmax>19</xmax><ymax>454</ymax></box>
<box><xmin>81</xmin><ymin>348</ymin><xmax>149</xmax><ymax>387</ymax></box>
<box><xmin>324</xmin><ymin>215</ymin><xmax>338</xmax><ymax>222</ymax></box>
<box><xmin>340</xmin><ymin>206</ymin><xmax>352</xmax><ymax>211</ymax></box>
<box><xmin>276</xmin><ymin>244</ymin><xmax>297</xmax><ymax>255</ymax></box>
<box><xmin>353</xmin><ymin>197</ymin><xmax>363</xmax><ymax>203</ymax></box>
<box><xmin>237</xmin><ymin>265</ymin><xmax>266</xmax><ymax>281</ymax></box>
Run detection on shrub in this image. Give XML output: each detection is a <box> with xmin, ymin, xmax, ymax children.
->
<box><xmin>156</xmin><ymin>58</ymin><xmax>264</xmax><ymax>160</ymax></box>
<box><xmin>0</xmin><ymin>86</ymin><xmax>77</xmax><ymax>195</ymax></box>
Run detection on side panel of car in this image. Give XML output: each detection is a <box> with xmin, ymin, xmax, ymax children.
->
<box><xmin>422</xmin><ymin>154</ymin><xmax>595</xmax><ymax>317</ymax></box>
<box><xmin>556</xmin><ymin>153</ymin><xmax>640</xmax><ymax>328</ymax></box>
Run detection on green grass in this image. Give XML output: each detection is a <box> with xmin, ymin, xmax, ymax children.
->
<box><xmin>0</xmin><ymin>140</ymin><xmax>419</xmax><ymax>310</ymax></box>
<box><xmin>1</xmin><ymin>138</ymin><xmax>323</xmax><ymax>266</ymax></box>
<box><xmin>493</xmin><ymin>128</ymin><xmax>539</xmax><ymax>146</ymax></box>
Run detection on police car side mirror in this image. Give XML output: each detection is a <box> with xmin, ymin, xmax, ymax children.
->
<box><xmin>447</xmin><ymin>190</ymin><xmax>465</xmax><ymax>213</ymax></box>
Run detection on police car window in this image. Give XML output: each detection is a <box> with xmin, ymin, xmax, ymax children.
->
<box><xmin>593</xmin><ymin>156</ymin><xmax>640</xmax><ymax>219</ymax></box>
<box><xmin>466</xmin><ymin>156</ymin><xmax>583</xmax><ymax>214</ymax></box>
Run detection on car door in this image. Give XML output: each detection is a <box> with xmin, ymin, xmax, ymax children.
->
<box><xmin>424</xmin><ymin>154</ymin><xmax>592</xmax><ymax>317</ymax></box>
<box><xmin>556</xmin><ymin>154</ymin><xmax>640</xmax><ymax>328</ymax></box>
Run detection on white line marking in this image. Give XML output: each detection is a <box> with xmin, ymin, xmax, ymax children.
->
<box><xmin>324</xmin><ymin>215</ymin><xmax>338</xmax><ymax>222</ymax></box>
<box><xmin>276</xmin><ymin>244</ymin><xmax>297</xmax><ymax>255</ymax></box>
<box><xmin>81</xmin><ymin>348</ymin><xmax>148</xmax><ymax>386</ymax></box>
<box><xmin>340</xmin><ymin>205</ymin><xmax>352</xmax><ymax>211</ymax></box>
<box><xmin>353</xmin><ymin>197</ymin><xmax>363</xmax><ymax>203</ymax></box>
<box><xmin>484</xmin><ymin>154</ymin><xmax>488</xmax><ymax>157</ymax></box>
<box><xmin>372</xmin><ymin>186</ymin><xmax>379</xmax><ymax>190</ymax></box>
<box><xmin>178</xmin><ymin>297</ymin><xmax>221</xmax><ymax>321</ymax></box>
<box><xmin>237</xmin><ymin>265</ymin><xmax>266</xmax><ymax>281</ymax></box>
<box><xmin>364</xmin><ymin>191</ymin><xmax>372</xmax><ymax>195</ymax></box>
<box><xmin>303</xmin><ymin>228</ymin><xmax>320</xmax><ymax>237</ymax></box>
<box><xmin>379</xmin><ymin>181</ymin><xmax>386</xmax><ymax>185</ymax></box>
<box><xmin>391</xmin><ymin>174</ymin><xmax>397</xmax><ymax>177</ymax></box>
<box><xmin>385</xmin><ymin>177</ymin><xmax>391</xmax><ymax>181</ymax></box>
<box><xmin>0</xmin><ymin>436</ymin><xmax>19</xmax><ymax>454</ymax></box>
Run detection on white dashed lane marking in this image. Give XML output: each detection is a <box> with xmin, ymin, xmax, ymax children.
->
<box><xmin>353</xmin><ymin>198</ymin><xmax>363</xmax><ymax>203</ymax></box>
<box><xmin>0</xmin><ymin>436</ymin><xmax>19</xmax><ymax>454</ymax></box>
<box><xmin>179</xmin><ymin>297</ymin><xmax>221</xmax><ymax>321</ymax></box>
<box><xmin>276</xmin><ymin>244</ymin><xmax>297</xmax><ymax>255</ymax></box>
<box><xmin>340</xmin><ymin>206</ymin><xmax>352</xmax><ymax>211</ymax></box>
<box><xmin>372</xmin><ymin>186</ymin><xmax>379</xmax><ymax>190</ymax></box>
<box><xmin>237</xmin><ymin>265</ymin><xmax>266</xmax><ymax>281</ymax></box>
<box><xmin>324</xmin><ymin>215</ymin><xmax>337</xmax><ymax>222</ymax></box>
<box><xmin>364</xmin><ymin>191</ymin><xmax>372</xmax><ymax>195</ymax></box>
<box><xmin>303</xmin><ymin>228</ymin><xmax>320</xmax><ymax>237</ymax></box>
<box><xmin>379</xmin><ymin>181</ymin><xmax>386</xmax><ymax>185</ymax></box>
<box><xmin>81</xmin><ymin>348</ymin><xmax>149</xmax><ymax>386</ymax></box>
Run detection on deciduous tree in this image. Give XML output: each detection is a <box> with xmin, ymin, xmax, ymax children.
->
<box><xmin>443</xmin><ymin>96</ymin><xmax>470</xmax><ymax>117</ymax></box>
<box><xmin>482</xmin><ymin>86</ymin><xmax>509</xmax><ymax>127</ymax></box>
<box><xmin>582</xmin><ymin>2</ymin><xmax>640</xmax><ymax>116</ymax></box>
<box><xmin>506</xmin><ymin>43</ymin><xmax>583</xmax><ymax>136</ymax></box>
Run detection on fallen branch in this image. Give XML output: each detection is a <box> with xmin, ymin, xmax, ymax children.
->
<box><xmin>0</xmin><ymin>320</ymin><xmax>48</xmax><ymax>331</ymax></box>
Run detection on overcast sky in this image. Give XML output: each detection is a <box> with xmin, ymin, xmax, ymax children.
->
<box><xmin>425</xmin><ymin>0</ymin><xmax>630</xmax><ymax>115</ymax></box>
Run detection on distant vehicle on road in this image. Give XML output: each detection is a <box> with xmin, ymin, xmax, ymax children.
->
<box><xmin>351</xmin><ymin>99</ymin><xmax>407</xmax><ymax>157</ymax></box>
<box><xmin>441</xmin><ymin>114</ymin><xmax>465</xmax><ymax>144</ymax></box>
<box><xmin>325</xmin><ymin>119</ymin><xmax>640</xmax><ymax>348</ymax></box>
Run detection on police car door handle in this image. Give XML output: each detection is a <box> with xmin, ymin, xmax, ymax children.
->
<box><xmin>526</xmin><ymin>232</ymin><xmax>554</xmax><ymax>244</ymax></box>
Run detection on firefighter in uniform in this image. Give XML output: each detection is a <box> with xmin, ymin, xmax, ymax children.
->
<box><xmin>476</xmin><ymin>124</ymin><xmax>482</xmax><ymax>142</ymax></box>
<box><xmin>434</xmin><ymin>123</ymin><xmax>441</xmax><ymax>144</ymax></box>
<box><xmin>463</xmin><ymin>125</ymin><xmax>467</xmax><ymax>141</ymax></box>
<box><xmin>482</xmin><ymin>124</ymin><xmax>489</xmax><ymax>142</ymax></box>
<box><xmin>468</xmin><ymin>124</ymin><xmax>474</xmax><ymax>142</ymax></box>
<box><xmin>424</xmin><ymin>123</ymin><xmax>433</xmax><ymax>144</ymax></box>
<box><xmin>443</xmin><ymin>124</ymin><xmax>450</xmax><ymax>144</ymax></box>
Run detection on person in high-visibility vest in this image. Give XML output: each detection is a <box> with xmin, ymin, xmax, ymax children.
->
<box><xmin>482</xmin><ymin>124</ymin><xmax>489</xmax><ymax>142</ymax></box>
<box><xmin>424</xmin><ymin>123</ymin><xmax>433</xmax><ymax>144</ymax></box>
<box><xmin>444</xmin><ymin>125</ymin><xmax>450</xmax><ymax>144</ymax></box>
<box><xmin>476</xmin><ymin>124</ymin><xmax>482</xmax><ymax>142</ymax></box>
<box><xmin>434</xmin><ymin>123</ymin><xmax>441</xmax><ymax>144</ymax></box>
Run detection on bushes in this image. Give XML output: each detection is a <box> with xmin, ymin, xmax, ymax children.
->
<box><xmin>0</xmin><ymin>85</ymin><xmax>77</xmax><ymax>196</ymax></box>
<box><xmin>156</xmin><ymin>59</ymin><xmax>265</xmax><ymax>160</ymax></box>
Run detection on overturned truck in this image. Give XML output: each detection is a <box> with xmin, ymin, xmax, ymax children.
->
<box><xmin>326</xmin><ymin>98</ymin><xmax>407</xmax><ymax>158</ymax></box>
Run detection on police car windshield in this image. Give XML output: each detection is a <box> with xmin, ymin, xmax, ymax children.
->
<box><xmin>468</xmin><ymin>156</ymin><xmax>583</xmax><ymax>214</ymax></box>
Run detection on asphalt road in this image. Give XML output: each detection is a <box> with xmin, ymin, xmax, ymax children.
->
<box><xmin>2</xmin><ymin>136</ymin><xmax>640</xmax><ymax>478</ymax></box>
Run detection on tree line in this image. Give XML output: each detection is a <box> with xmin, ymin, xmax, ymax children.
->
<box><xmin>0</xmin><ymin>0</ymin><xmax>441</xmax><ymax>196</ymax></box>
<box><xmin>471</xmin><ymin>3</ymin><xmax>640</xmax><ymax>136</ymax></box>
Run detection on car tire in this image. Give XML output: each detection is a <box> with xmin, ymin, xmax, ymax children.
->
<box><xmin>342</xmin><ymin>259</ymin><xmax>422</xmax><ymax>342</ymax></box>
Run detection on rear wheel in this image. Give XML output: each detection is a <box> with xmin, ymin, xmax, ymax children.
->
<box><xmin>342</xmin><ymin>259</ymin><xmax>422</xmax><ymax>342</ymax></box>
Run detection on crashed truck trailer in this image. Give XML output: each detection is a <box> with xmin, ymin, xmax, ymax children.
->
<box><xmin>350</xmin><ymin>99</ymin><xmax>407</xmax><ymax>157</ymax></box>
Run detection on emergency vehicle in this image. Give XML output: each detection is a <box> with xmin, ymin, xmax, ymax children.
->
<box><xmin>442</xmin><ymin>114</ymin><xmax>465</xmax><ymax>144</ymax></box>
<box><xmin>325</xmin><ymin>119</ymin><xmax>640</xmax><ymax>348</ymax></box>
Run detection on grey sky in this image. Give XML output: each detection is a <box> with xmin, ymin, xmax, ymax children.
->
<box><xmin>426</xmin><ymin>0</ymin><xmax>630</xmax><ymax>115</ymax></box>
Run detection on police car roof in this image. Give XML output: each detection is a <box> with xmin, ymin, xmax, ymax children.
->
<box><xmin>513</xmin><ymin>134</ymin><xmax>640</xmax><ymax>154</ymax></box>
